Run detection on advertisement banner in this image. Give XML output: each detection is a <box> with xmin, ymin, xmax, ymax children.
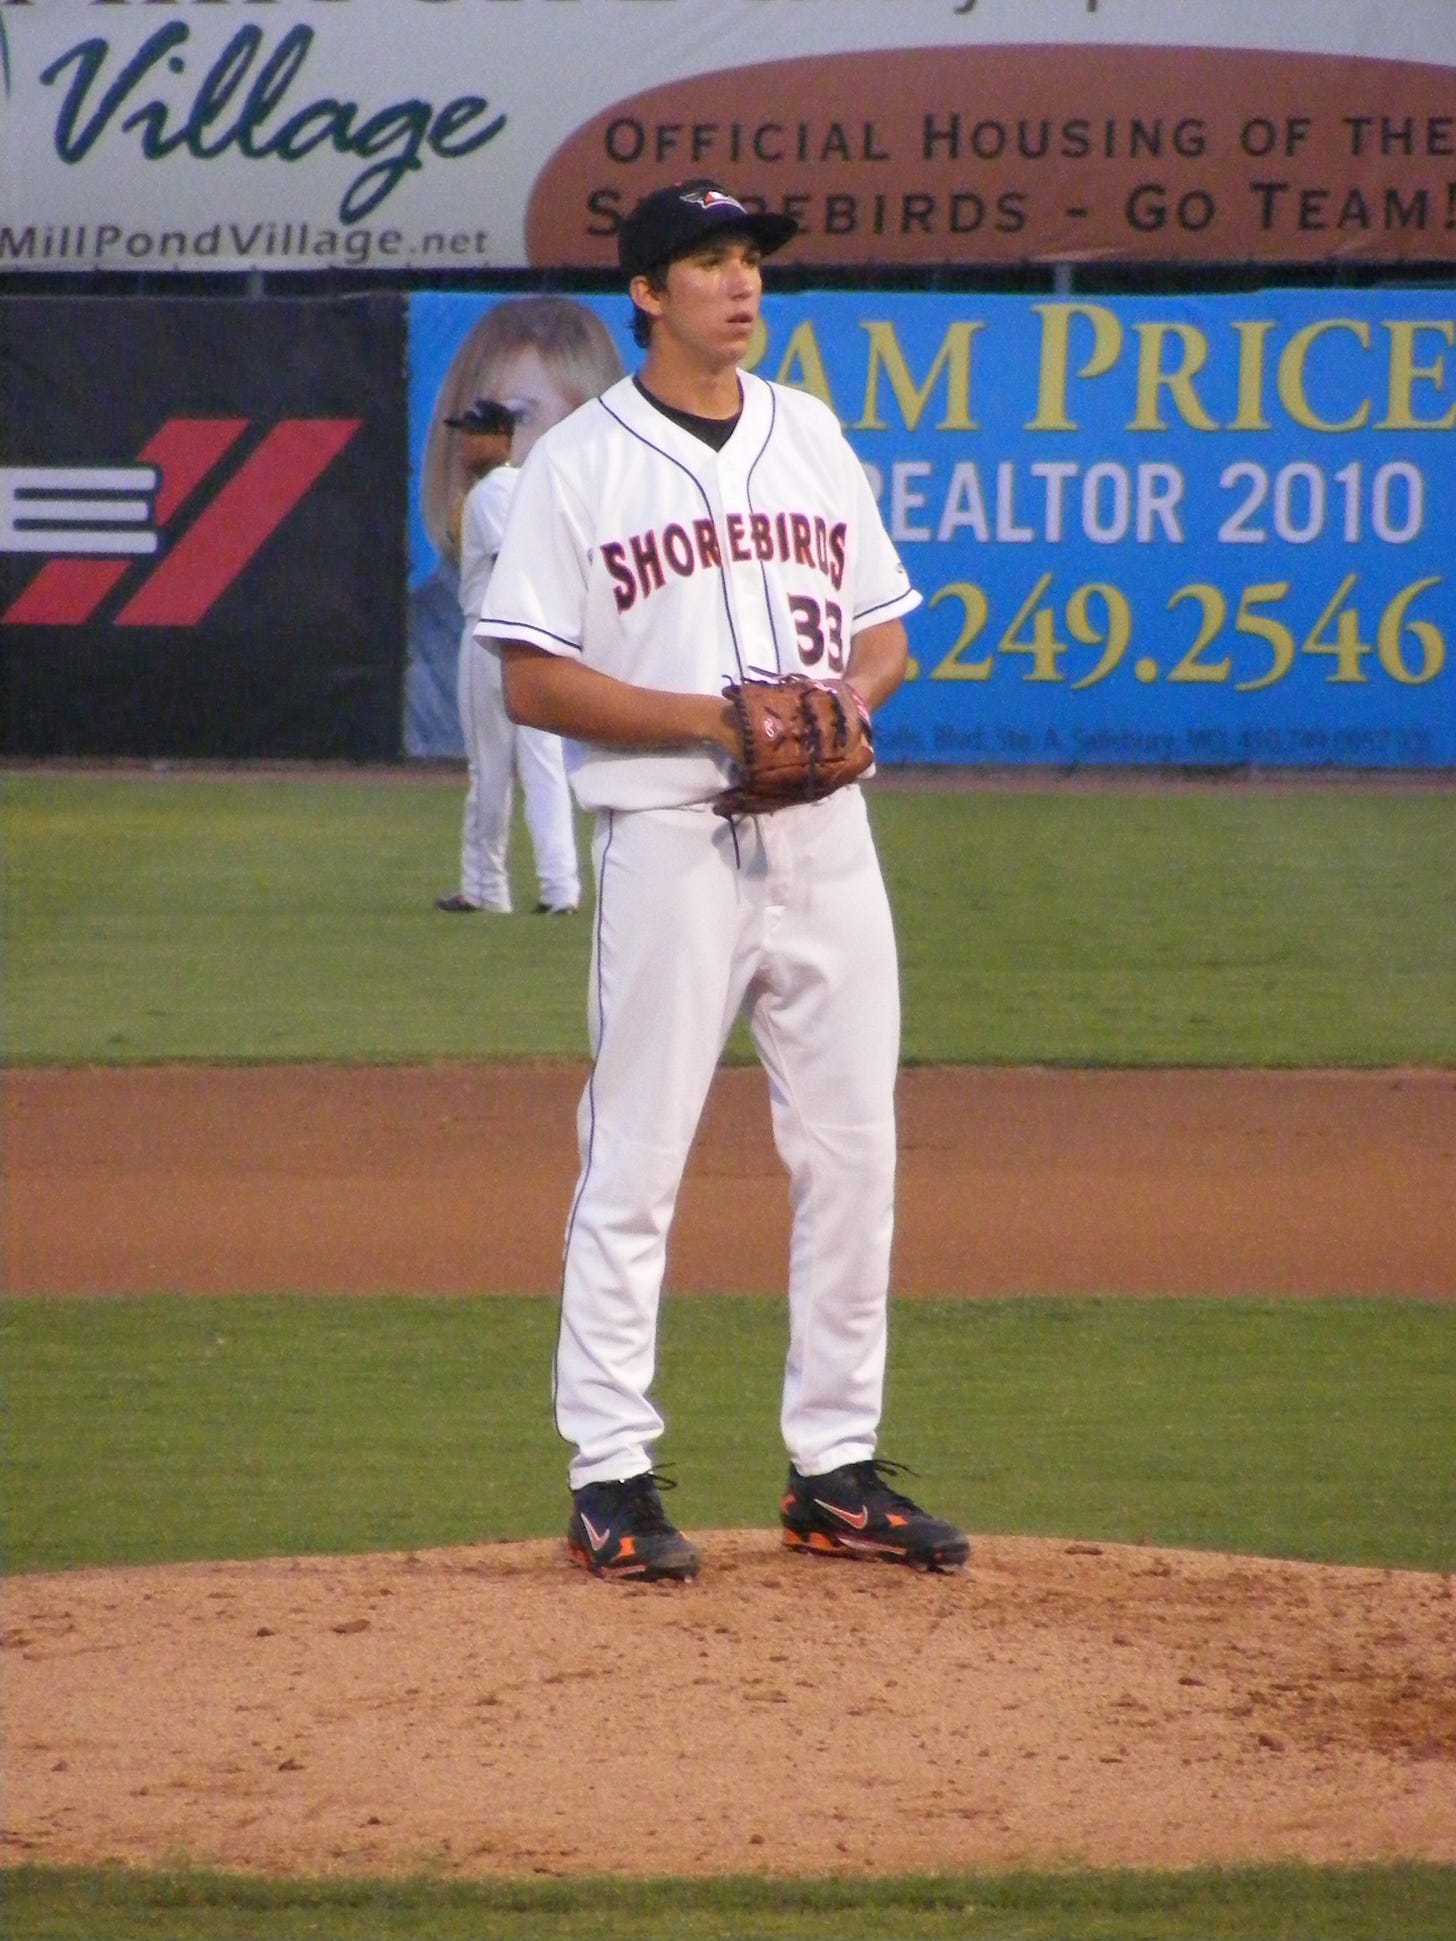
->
<box><xmin>409</xmin><ymin>286</ymin><xmax>1455</xmax><ymax>766</ymax></box>
<box><xmin>1</xmin><ymin>294</ymin><xmax>407</xmax><ymax>760</ymax></box>
<box><xmin>3</xmin><ymin>1</ymin><xmax>1453</xmax><ymax>275</ymax></box>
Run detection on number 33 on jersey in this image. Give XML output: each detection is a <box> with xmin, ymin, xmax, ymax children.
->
<box><xmin>479</xmin><ymin>368</ymin><xmax>918</xmax><ymax>811</ymax></box>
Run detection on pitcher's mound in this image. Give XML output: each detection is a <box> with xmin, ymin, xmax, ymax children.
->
<box><xmin>5</xmin><ymin>1533</ymin><xmax>1453</xmax><ymax>1878</ymax></box>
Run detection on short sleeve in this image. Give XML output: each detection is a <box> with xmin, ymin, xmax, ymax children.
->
<box><xmin>475</xmin><ymin>448</ymin><xmax>593</xmax><ymax>658</ymax></box>
<box><xmin>848</xmin><ymin>447</ymin><xmax>921</xmax><ymax>631</ymax></box>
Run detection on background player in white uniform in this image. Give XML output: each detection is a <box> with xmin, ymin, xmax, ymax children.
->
<box><xmin>409</xmin><ymin>298</ymin><xmax>625</xmax><ymax>756</ymax></box>
<box><xmin>436</xmin><ymin>397</ymin><xmax>579</xmax><ymax>915</ymax></box>
<box><xmin>478</xmin><ymin>180</ymin><xmax>969</xmax><ymax>1581</ymax></box>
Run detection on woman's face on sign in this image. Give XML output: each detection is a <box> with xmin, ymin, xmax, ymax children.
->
<box><xmin>492</xmin><ymin>346</ymin><xmax>579</xmax><ymax>462</ymax></box>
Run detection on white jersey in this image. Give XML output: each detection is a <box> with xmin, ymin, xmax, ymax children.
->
<box><xmin>458</xmin><ymin>464</ymin><xmax>519</xmax><ymax>622</ymax></box>
<box><xmin>475</xmin><ymin>371</ymin><xmax>920</xmax><ymax>812</ymax></box>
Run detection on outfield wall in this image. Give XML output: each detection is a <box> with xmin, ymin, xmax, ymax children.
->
<box><xmin>5</xmin><ymin>4</ymin><xmax>1452</xmax><ymax>764</ymax></box>
<box><xmin>4</xmin><ymin>285</ymin><xmax>1453</xmax><ymax>766</ymax></box>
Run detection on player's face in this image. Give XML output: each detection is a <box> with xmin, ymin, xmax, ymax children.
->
<box><xmin>491</xmin><ymin>346</ymin><xmax>579</xmax><ymax>463</ymax></box>
<box><xmin>652</xmin><ymin>234</ymin><xmax>764</xmax><ymax>370</ymax></box>
<box><xmin>459</xmin><ymin>428</ymin><xmax>511</xmax><ymax>480</ymax></box>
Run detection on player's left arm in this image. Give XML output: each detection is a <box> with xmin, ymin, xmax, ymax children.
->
<box><xmin>839</xmin><ymin>434</ymin><xmax>916</xmax><ymax>725</ymax></box>
<box><xmin>845</xmin><ymin>617</ymin><xmax>909</xmax><ymax>716</ymax></box>
<box><xmin>477</xmin><ymin>467</ymin><xmax>518</xmax><ymax>559</ymax></box>
<box><xmin>457</xmin><ymin>483</ymin><xmax>492</xmax><ymax>590</ymax></box>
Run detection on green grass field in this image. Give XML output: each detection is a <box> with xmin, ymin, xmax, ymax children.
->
<box><xmin>4</xmin><ymin>769</ymin><xmax>1454</xmax><ymax>1940</ymax></box>
<box><xmin>4</xmin><ymin>1293</ymin><xmax>1452</xmax><ymax>1576</ymax></box>
<box><xmin>5</xmin><ymin>772</ymin><xmax>1454</xmax><ymax>1065</ymax></box>
<box><xmin>6</xmin><ymin>1859</ymin><xmax>1454</xmax><ymax>1941</ymax></box>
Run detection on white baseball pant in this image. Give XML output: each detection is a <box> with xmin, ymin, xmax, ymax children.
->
<box><xmin>555</xmin><ymin>787</ymin><xmax>899</xmax><ymax>1489</ymax></box>
<box><xmin>456</xmin><ymin>631</ymin><xmax>579</xmax><ymax>913</ymax></box>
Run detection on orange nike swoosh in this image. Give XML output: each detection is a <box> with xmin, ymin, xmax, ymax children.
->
<box><xmin>817</xmin><ymin>1499</ymin><xmax>869</xmax><ymax>1530</ymax></box>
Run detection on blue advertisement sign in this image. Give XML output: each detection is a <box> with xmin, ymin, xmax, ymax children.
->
<box><xmin>408</xmin><ymin>287</ymin><xmax>1454</xmax><ymax>765</ymax></box>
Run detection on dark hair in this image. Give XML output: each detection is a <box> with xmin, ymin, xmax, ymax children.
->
<box><xmin>628</xmin><ymin>269</ymin><xmax>667</xmax><ymax>349</ymax></box>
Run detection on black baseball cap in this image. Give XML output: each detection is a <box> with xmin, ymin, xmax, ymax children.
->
<box><xmin>618</xmin><ymin>179</ymin><xmax>799</xmax><ymax>279</ymax></box>
<box><xmin>444</xmin><ymin>398</ymin><xmax>519</xmax><ymax>435</ymax></box>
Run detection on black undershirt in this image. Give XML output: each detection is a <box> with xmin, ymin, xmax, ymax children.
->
<box><xmin>633</xmin><ymin>375</ymin><xmax>741</xmax><ymax>451</ymax></box>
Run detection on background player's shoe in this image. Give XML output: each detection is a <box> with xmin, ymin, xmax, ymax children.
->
<box><xmin>781</xmin><ymin>1459</ymin><xmax>970</xmax><ymax>1572</ymax></box>
<box><xmin>534</xmin><ymin>902</ymin><xmax>579</xmax><ymax>916</ymax></box>
<box><xmin>567</xmin><ymin>1471</ymin><xmax>700</xmax><ymax>1581</ymax></box>
<box><xmin>434</xmin><ymin>893</ymin><xmax>482</xmax><ymax>913</ymax></box>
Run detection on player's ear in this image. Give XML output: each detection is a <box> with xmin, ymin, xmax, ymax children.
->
<box><xmin>629</xmin><ymin>272</ymin><xmax>666</xmax><ymax>319</ymax></box>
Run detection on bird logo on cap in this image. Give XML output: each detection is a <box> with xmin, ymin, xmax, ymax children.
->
<box><xmin>683</xmin><ymin>187</ymin><xmax>745</xmax><ymax>213</ymax></box>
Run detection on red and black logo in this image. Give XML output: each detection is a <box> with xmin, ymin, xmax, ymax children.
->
<box><xmin>2</xmin><ymin>417</ymin><xmax>361</xmax><ymax>627</ymax></box>
<box><xmin>2</xmin><ymin>292</ymin><xmax>406</xmax><ymax>759</ymax></box>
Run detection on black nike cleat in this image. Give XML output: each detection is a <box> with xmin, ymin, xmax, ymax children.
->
<box><xmin>567</xmin><ymin>1471</ymin><xmax>700</xmax><ymax>1582</ymax></box>
<box><xmin>781</xmin><ymin>1459</ymin><xmax>970</xmax><ymax>1573</ymax></box>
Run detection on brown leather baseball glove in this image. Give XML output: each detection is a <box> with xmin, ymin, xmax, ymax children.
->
<box><xmin>714</xmin><ymin>674</ymin><xmax>874</xmax><ymax>818</ymax></box>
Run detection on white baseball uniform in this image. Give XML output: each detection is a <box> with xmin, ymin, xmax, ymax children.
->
<box><xmin>477</xmin><ymin>370</ymin><xmax>920</xmax><ymax>1489</ymax></box>
<box><xmin>454</xmin><ymin>464</ymin><xmax>580</xmax><ymax>913</ymax></box>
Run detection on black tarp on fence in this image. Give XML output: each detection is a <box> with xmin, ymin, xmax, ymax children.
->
<box><xmin>1</xmin><ymin>293</ymin><xmax>407</xmax><ymax>759</ymax></box>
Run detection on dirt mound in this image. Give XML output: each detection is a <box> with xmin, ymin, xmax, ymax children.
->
<box><xmin>5</xmin><ymin>1534</ymin><xmax>1453</xmax><ymax>1877</ymax></box>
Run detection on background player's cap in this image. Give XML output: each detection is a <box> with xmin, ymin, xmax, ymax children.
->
<box><xmin>618</xmin><ymin>180</ymin><xmax>799</xmax><ymax>279</ymax></box>
<box><xmin>444</xmin><ymin>398</ymin><xmax>520</xmax><ymax>435</ymax></box>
